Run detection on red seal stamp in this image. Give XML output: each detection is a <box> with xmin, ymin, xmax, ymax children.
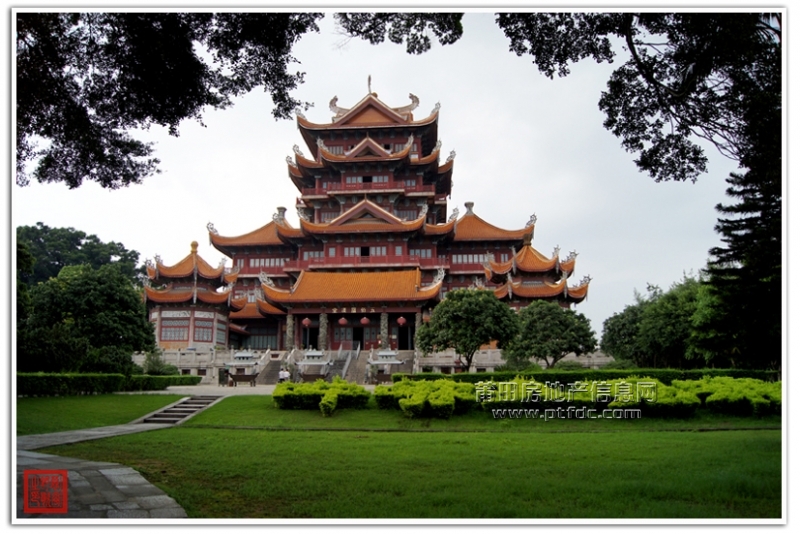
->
<box><xmin>23</xmin><ymin>470</ymin><xmax>68</xmax><ymax>514</ymax></box>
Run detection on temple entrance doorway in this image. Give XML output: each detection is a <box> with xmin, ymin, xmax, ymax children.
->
<box><xmin>398</xmin><ymin>326</ymin><xmax>414</xmax><ymax>350</ymax></box>
<box><xmin>352</xmin><ymin>327</ymin><xmax>364</xmax><ymax>349</ymax></box>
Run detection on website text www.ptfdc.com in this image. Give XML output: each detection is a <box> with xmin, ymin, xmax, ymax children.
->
<box><xmin>490</xmin><ymin>406</ymin><xmax>642</xmax><ymax>421</ymax></box>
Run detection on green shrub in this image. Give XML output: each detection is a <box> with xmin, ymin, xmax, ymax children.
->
<box><xmin>16</xmin><ymin>373</ymin><xmax>200</xmax><ymax>396</ymax></box>
<box><xmin>272</xmin><ymin>378</ymin><xmax>369</xmax><ymax>416</ymax></box>
<box><xmin>395</xmin><ymin>368</ymin><xmax>776</xmax><ymax>386</ymax></box>
<box><xmin>123</xmin><ymin>374</ymin><xmax>201</xmax><ymax>391</ymax></box>
<box><xmin>379</xmin><ymin>379</ymin><xmax>478</xmax><ymax>419</ymax></box>
<box><xmin>673</xmin><ymin>376</ymin><xmax>782</xmax><ymax>416</ymax></box>
<box><xmin>600</xmin><ymin>359</ymin><xmax>639</xmax><ymax>370</ymax></box>
<box><xmin>552</xmin><ymin>360</ymin><xmax>585</xmax><ymax>371</ymax></box>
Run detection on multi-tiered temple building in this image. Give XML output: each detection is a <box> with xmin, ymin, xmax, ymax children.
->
<box><xmin>144</xmin><ymin>90</ymin><xmax>590</xmax><ymax>354</ymax></box>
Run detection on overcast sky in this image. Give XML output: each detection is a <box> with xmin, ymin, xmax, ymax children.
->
<box><xmin>10</xmin><ymin>10</ymin><xmax>764</xmax><ymax>335</ymax></box>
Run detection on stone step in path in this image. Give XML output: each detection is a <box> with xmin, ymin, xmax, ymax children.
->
<box><xmin>138</xmin><ymin>395</ymin><xmax>222</xmax><ymax>425</ymax></box>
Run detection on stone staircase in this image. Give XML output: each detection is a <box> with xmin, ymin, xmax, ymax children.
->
<box><xmin>139</xmin><ymin>396</ymin><xmax>222</xmax><ymax>425</ymax></box>
<box><xmin>257</xmin><ymin>359</ymin><xmax>282</xmax><ymax>385</ymax></box>
<box><xmin>326</xmin><ymin>358</ymin><xmax>346</xmax><ymax>381</ymax></box>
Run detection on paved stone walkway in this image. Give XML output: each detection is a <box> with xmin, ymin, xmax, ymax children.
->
<box><xmin>17</xmin><ymin>450</ymin><xmax>187</xmax><ymax>519</ymax></box>
<box><xmin>17</xmin><ymin>422</ymin><xmax>186</xmax><ymax>519</ymax></box>
<box><xmin>17</xmin><ymin>422</ymin><xmax>173</xmax><ymax>451</ymax></box>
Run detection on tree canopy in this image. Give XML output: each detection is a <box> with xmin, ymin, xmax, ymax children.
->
<box><xmin>18</xmin><ymin>263</ymin><xmax>154</xmax><ymax>373</ymax></box>
<box><xmin>334</xmin><ymin>13</ymin><xmax>464</xmax><ymax>54</ymax></box>
<box><xmin>16</xmin><ymin>12</ymin><xmax>323</xmax><ymax>189</ymax></box>
<box><xmin>503</xmin><ymin>300</ymin><xmax>596</xmax><ymax>369</ymax></box>
<box><xmin>416</xmin><ymin>289</ymin><xmax>519</xmax><ymax>372</ymax></box>
<box><xmin>17</xmin><ymin>222</ymin><xmax>145</xmax><ymax>285</ymax></box>
<box><xmin>17</xmin><ymin>223</ymin><xmax>143</xmax><ymax>285</ymax></box>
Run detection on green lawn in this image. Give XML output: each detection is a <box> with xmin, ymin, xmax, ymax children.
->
<box><xmin>43</xmin><ymin>427</ymin><xmax>781</xmax><ymax>519</ymax></box>
<box><xmin>16</xmin><ymin>394</ymin><xmax>186</xmax><ymax>435</ymax></box>
<box><xmin>183</xmin><ymin>395</ymin><xmax>782</xmax><ymax>433</ymax></box>
<box><xmin>37</xmin><ymin>394</ymin><xmax>782</xmax><ymax>519</ymax></box>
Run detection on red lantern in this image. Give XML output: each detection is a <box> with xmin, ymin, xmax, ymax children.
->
<box><xmin>338</xmin><ymin>317</ymin><xmax>348</xmax><ymax>326</ymax></box>
<box><xmin>360</xmin><ymin>317</ymin><xmax>370</xmax><ymax>325</ymax></box>
<box><xmin>397</xmin><ymin>316</ymin><xmax>407</xmax><ymax>326</ymax></box>
<box><xmin>302</xmin><ymin>317</ymin><xmax>311</xmax><ymax>327</ymax></box>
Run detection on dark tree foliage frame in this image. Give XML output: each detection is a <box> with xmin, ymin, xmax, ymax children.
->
<box><xmin>16</xmin><ymin>12</ymin><xmax>323</xmax><ymax>189</ymax></box>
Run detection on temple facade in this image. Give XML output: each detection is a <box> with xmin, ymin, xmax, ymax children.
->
<box><xmin>145</xmin><ymin>90</ymin><xmax>590</xmax><ymax>353</ymax></box>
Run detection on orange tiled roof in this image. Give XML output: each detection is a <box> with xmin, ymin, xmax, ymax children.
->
<box><xmin>492</xmin><ymin>277</ymin><xmax>590</xmax><ymax>303</ymax></box>
<box><xmin>560</xmin><ymin>257</ymin><xmax>576</xmax><ymax>274</ymax></box>
<box><xmin>424</xmin><ymin>217</ymin><xmax>457</xmax><ymax>236</ymax></box>
<box><xmin>149</xmin><ymin>242</ymin><xmax>226</xmax><ymax>280</ymax></box>
<box><xmin>299</xmin><ymin>199</ymin><xmax>426</xmax><ymax>235</ymax></box>
<box><xmin>454</xmin><ymin>209</ymin><xmax>532</xmax><ymax>242</ymax></box>
<box><xmin>228</xmin><ymin>323</ymin><xmax>249</xmax><ymax>335</ymax></box>
<box><xmin>210</xmin><ymin>221</ymin><xmax>284</xmax><ymax>248</ymax></box>
<box><xmin>229</xmin><ymin>300</ymin><xmax>286</xmax><ymax>319</ymax></box>
<box><xmin>319</xmin><ymin>137</ymin><xmax>411</xmax><ymax>163</ymax></box>
<box><xmin>567</xmin><ymin>283</ymin><xmax>589</xmax><ymax>300</ymax></box>
<box><xmin>297</xmin><ymin>93</ymin><xmax>439</xmax><ymax>129</ymax></box>
<box><xmin>262</xmin><ymin>269</ymin><xmax>442</xmax><ymax>304</ymax></box>
<box><xmin>515</xmin><ymin>246</ymin><xmax>557</xmax><ymax>272</ymax></box>
<box><xmin>294</xmin><ymin>153</ymin><xmax>324</xmax><ymax>169</ymax></box>
<box><xmin>144</xmin><ymin>285</ymin><xmax>235</xmax><ymax>305</ymax></box>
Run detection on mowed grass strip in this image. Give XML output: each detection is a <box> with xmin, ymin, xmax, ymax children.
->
<box><xmin>183</xmin><ymin>395</ymin><xmax>782</xmax><ymax>433</ymax></box>
<box><xmin>43</xmin><ymin>428</ymin><xmax>781</xmax><ymax>519</ymax></box>
<box><xmin>16</xmin><ymin>394</ymin><xmax>186</xmax><ymax>435</ymax></box>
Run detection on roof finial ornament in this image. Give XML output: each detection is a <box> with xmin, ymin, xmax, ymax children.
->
<box><xmin>368</xmin><ymin>74</ymin><xmax>372</xmax><ymax>94</ymax></box>
<box><xmin>578</xmin><ymin>275</ymin><xmax>592</xmax><ymax>286</ymax></box>
<box><xmin>433</xmin><ymin>139</ymin><xmax>442</xmax><ymax>153</ymax></box>
<box><xmin>446</xmin><ymin>150</ymin><xmax>456</xmax><ymax>163</ymax></box>
<box><xmin>552</xmin><ymin>245</ymin><xmax>560</xmax><ymax>259</ymax></box>
<box><xmin>418</xmin><ymin>203</ymin><xmax>429</xmax><ymax>219</ymax></box>
<box><xmin>431</xmin><ymin>102</ymin><xmax>441</xmax><ymax>115</ymax></box>
<box><xmin>297</xmin><ymin>207</ymin><xmax>311</xmax><ymax>222</ymax></box>
<box><xmin>218</xmin><ymin>258</ymin><xmax>227</xmax><ymax>269</ymax></box>
<box><xmin>273</xmin><ymin>207</ymin><xmax>287</xmax><ymax>224</ymax></box>
<box><xmin>293</xmin><ymin>144</ymin><xmax>304</xmax><ymax>158</ymax></box>
<box><xmin>286</xmin><ymin>155</ymin><xmax>297</xmax><ymax>168</ymax></box>
<box><xmin>432</xmin><ymin>267</ymin><xmax>446</xmax><ymax>285</ymax></box>
<box><xmin>207</xmin><ymin>222</ymin><xmax>218</xmax><ymax>235</ymax></box>
<box><xmin>526</xmin><ymin>213</ymin><xmax>537</xmax><ymax>227</ymax></box>
<box><xmin>464</xmin><ymin>201</ymin><xmax>474</xmax><ymax>215</ymax></box>
<box><xmin>154</xmin><ymin>254</ymin><xmax>162</xmax><ymax>265</ymax></box>
<box><xmin>259</xmin><ymin>272</ymin><xmax>276</xmax><ymax>288</ymax></box>
<box><xmin>567</xmin><ymin>250</ymin><xmax>578</xmax><ymax>261</ymax></box>
<box><xmin>329</xmin><ymin>96</ymin><xmax>348</xmax><ymax>118</ymax></box>
<box><xmin>448</xmin><ymin>207</ymin><xmax>459</xmax><ymax>222</ymax></box>
<box><xmin>294</xmin><ymin>107</ymin><xmax>305</xmax><ymax>119</ymax></box>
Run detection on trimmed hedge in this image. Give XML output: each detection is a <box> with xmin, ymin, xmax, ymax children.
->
<box><xmin>394</xmin><ymin>368</ymin><xmax>778</xmax><ymax>386</ymax></box>
<box><xmin>17</xmin><ymin>373</ymin><xmax>202</xmax><ymax>396</ymax></box>
<box><xmin>272</xmin><ymin>377</ymin><xmax>370</xmax><ymax>417</ymax></box>
<box><xmin>672</xmin><ymin>376</ymin><xmax>781</xmax><ymax>416</ymax></box>
<box><xmin>376</xmin><ymin>379</ymin><xmax>477</xmax><ymax>419</ymax></box>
